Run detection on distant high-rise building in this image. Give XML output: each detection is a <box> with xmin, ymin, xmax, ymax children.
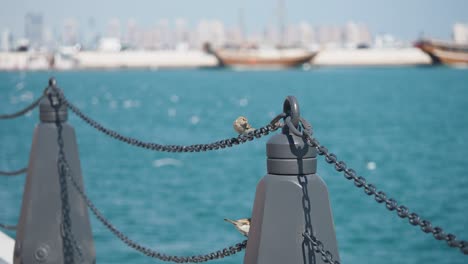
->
<box><xmin>42</xmin><ymin>27</ymin><xmax>55</xmax><ymax>49</ymax></box>
<box><xmin>24</xmin><ymin>13</ymin><xmax>44</xmax><ymax>47</ymax></box>
<box><xmin>277</xmin><ymin>0</ymin><xmax>286</xmax><ymax>46</ymax></box>
<box><xmin>196</xmin><ymin>19</ymin><xmax>225</xmax><ymax>48</ymax></box>
<box><xmin>83</xmin><ymin>17</ymin><xmax>99</xmax><ymax>50</ymax></box>
<box><xmin>317</xmin><ymin>25</ymin><xmax>342</xmax><ymax>47</ymax></box>
<box><xmin>237</xmin><ymin>8</ymin><xmax>246</xmax><ymax>43</ymax></box>
<box><xmin>298</xmin><ymin>22</ymin><xmax>315</xmax><ymax>47</ymax></box>
<box><xmin>125</xmin><ymin>19</ymin><xmax>138</xmax><ymax>49</ymax></box>
<box><xmin>453</xmin><ymin>23</ymin><xmax>468</xmax><ymax>44</ymax></box>
<box><xmin>285</xmin><ymin>24</ymin><xmax>300</xmax><ymax>46</ymax></box>
<box><xmin>106</xmin><ymin>18</ymin><xmax>121</xmax><ymax>40</ymax></box>
<box><xmin>157</xmin><ymin>19</ymin><xmax>171</xmax><ymax>49</ymax></box>
<box><xmin>141</xmin><ymin>27</ymin><xmax>159</xmax><ymax>50</ymax></box>
<box><xmin>174</xmin><ymin>18</ymin><xmax>189</xmax><ymax>45</ymax></box>
<box><xmin>344</xmin><ymin>22</ymin><xmax>360</xmax><ymax>47</ymax></box>
<box><xmin>1</xmin><ymin>29</ymin><xmax>13</xmax><ymax>51</ymax></box>
<box><xmin>148</xmin><ymin>26</ymin><xmax>161</xmax><ymax>50</ymax></box>
<box><xmin>62</xmin><ymin>18</ymin><xmax>79</xmax><ymax>46</ymax></box>
<box><xmin>265</xmin><ymin>22</ymin><xmax>315</xmax><ymax>47</ymax></box>
<box><xmin>344</xmin><ymin>21</ymin><xmax>372</xmax><ymax>47</ymax></box>
<box><xmin>225</xmin><ymin>27</ymin><xmax>243</xmax><ymax>46</ymax></box>
<box><xmin>263</xmin><ymin>24</ymin><xmax>279</xmax><ymax>46</ymax></box>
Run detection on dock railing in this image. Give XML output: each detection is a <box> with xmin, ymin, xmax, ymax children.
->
<box><xmin>0</xmin><ymin>78</ymin><xmax>467</xmax><ymax>264</ymax></box>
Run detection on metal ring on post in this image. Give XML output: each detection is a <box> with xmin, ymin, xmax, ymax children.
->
<box><xmin>49</xmin><ymin>77</ymin><xmax>57</xmax><ymax>88</ymax></box>
<box><xmin>40</xmin><ymin>77</ymin><xmax>68</xmax><ymax>123</ymax></box>
<box><xmin>283</xmin><ymin>96</ymin><xmax>303</xmax><ymax>136</ymax></box>
<box><xmin>285</xmin><ymin>116</ymin><xmax>303</xmax><ymax>137</ymax></box>
<box><xmin>283</xmin><ymin>96</ymin><xmax>300</xmax><ymax>127</ymax></box>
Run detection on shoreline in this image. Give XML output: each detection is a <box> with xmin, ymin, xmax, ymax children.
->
<box><xmin>0</xmin><ymin>48</ymin><xmax>432</xmax><ymax>71</ymax></box>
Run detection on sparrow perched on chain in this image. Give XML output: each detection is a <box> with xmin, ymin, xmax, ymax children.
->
<box><xmin>224</xmin><ymin>218</ymin><xmax>251</xmax><ymax>237</ymax></box>
<box><xmin>233</xmin><ymin>116</ymin><xmax>255</xmax><ymax>135</ymax></box>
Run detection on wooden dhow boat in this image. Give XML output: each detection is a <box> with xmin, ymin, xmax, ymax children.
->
<box><xmin>415</xmin><ymin>39</ymin><xmax>468</xmax><ymax>65</ymax></box>
<box><xmin>205</xmin><ymin>44</ymin><xmax>317</xmax><ymax>68</ymax></box>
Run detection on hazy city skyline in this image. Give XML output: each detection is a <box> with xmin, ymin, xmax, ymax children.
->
<box><xmin>1</xmin><ymin>0</ymin><xmax>467</xmax><ymax>41</ymax></box>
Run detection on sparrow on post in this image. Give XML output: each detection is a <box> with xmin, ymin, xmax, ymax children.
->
<box><xmin>224</xmin><ymin>218</ymin><xmax>251</xmax><ymax>237</ymax></box>
<box><xmin>233</xmin><ymin>116</ymin><xmax>255</xmax><ymax>135</ymax></box>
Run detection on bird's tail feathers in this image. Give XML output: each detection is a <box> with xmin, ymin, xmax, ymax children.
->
<box><xmin>224</xmin><ymin>218</ymin><xmax>236</xmax><ymax>225</ymax></box>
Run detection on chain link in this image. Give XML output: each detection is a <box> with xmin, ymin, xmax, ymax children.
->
<box><xmin>0</xmin><ymin>91</ymin><xmax>41</xmax><ymax>231</ymax></box>
<box><xmin>52</xmin><ymin>92</ymin><xmax>248</xmax><ymax>262</ymax></box>
<box><xmin>1</xmin><ymin>89</ymin><xmax>44</xmax><ymax>234</ymax></box>
<box><xmin>302</xmin><ymin>232</ymin><xmax>340</xmax><ymax>264</ymax></box>
<box><xmin>49</xmin><ymin>90</ymin><xmax>83</xmax><ymax>263</ymax></box>
<box><xmin>0</xmin><ymin>167</ymin><xmax>27</xmax><ymax>176</ymax></box>
<box><xmin>64</xmin><ymin>156</ymin><xmax>248</xmax><ymax>263</ymax></box>
<box><xmin>62</xmin><ymin>95</ymin><xmax>283</xmax><ymax>152</ymax></box>
<box><xmin>0</xmin><ymin>94</ymin><xmax>44</xmax><ymax>119</ymax></box>
<box><xmin>298</xmin><ymin>175</ymin><xmax>315</xmax><ymax>263</ymax></box>
<box><xmin>291</xmin><ymin>118</ymin><xmax>468</xmax><ymax>256</ymax></box>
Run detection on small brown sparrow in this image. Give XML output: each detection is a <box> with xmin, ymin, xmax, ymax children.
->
<box><xmin>224</xmin><ymin>218</ymin><xmax>251</xmax><ymax>237</ymax></box>
<box><xmin>233</xmin><ymin>116</ymin><xmax>255</xmax><ymax>135</ymax></box>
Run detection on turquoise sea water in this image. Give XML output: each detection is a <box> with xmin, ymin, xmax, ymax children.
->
<box><xmin>1</xmin><ymin>67</ymin><xmax>467</xmax><ymax>264</ymax></box>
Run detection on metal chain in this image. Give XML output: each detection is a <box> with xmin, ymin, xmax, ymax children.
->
<box><xmin>0</xmin><ymin>93</ymin><xmax>43</xmax><ymax>233</ymax></box>
<box><xmin>291</xmin><ymin>118</ymin><xmax>468</xmax><ymax>256</ymax></box>
<box><xmin>0</xmin><ymin>223</ymin><xmax>16</xmax><ymax>231</ymax></box>
<box><xmin>49</xmin><ymin>90</ymin><xmax>83</xmax><ymax>263</ymax></box>
<box><xmin>64</xmin><ymin>159</ymin><xmax>247</xmax><ymax>263</ymax></box>
<box><xmin>62</xmin><ymin>95</ymin><xmax>283</xmax><ymax>152</ymax></box>
<box><xmin>0</xmin><ymin>89</ymin><xmax>36</xmax><ymax>230</ymax></box>
<box><xmin>0</xmin><ymin>167</ymin><xmax>27</xmax><ymax>176</ymax></box>
<box><xmin>298</xmin><ymin>175</ymin><xmax>316</xmax><ymax>263</ymax></box>
<box><xmin>0</xmin><ymin>94</ymin><xmax>44</xmax><ymax>119</ymax></box>
<box><xmin>52</xmin><ymin>93</ymin><xmax>249</xmax><ymax>262</ymax></box>
<box><xmin>0</xmin><ymin>89</ymin><xmax>44</xmax><ymax>237</ymax></box>
<box><xmin>302</xmin><ymin>232</ymin><xmax>340</xmax><ymax>264</ymax></box>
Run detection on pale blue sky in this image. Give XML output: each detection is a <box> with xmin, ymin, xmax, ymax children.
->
<box><xmin>1</xmin><ymin>0</ymin><xmax>467</xmax><ymax>40</ymax></box>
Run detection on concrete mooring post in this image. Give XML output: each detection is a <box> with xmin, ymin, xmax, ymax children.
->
<box><xmin>14</xmin><ymin>79</ymin><xmax>95</xmax><ymax>264</ymax></box>
<box><xmin>244</xmin><ymin>96</ymin><xmax>340</xmax><ymax>264</ymax></box>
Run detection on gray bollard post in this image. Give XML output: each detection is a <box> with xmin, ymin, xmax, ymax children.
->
<box><xmin>14</xmin><ymin>79</ymin><xmax>95</xmax><ymax>264</ymax></box>
<box><xmin>244</xmin><ymin>96</ymin><xmax>340</xmax><ymax>264</ymax></box>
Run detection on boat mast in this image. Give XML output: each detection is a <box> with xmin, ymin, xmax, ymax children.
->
<box><xmin>238</xmin><ymin>8</ymin><xmax>246</xmax><ymax>45</ymax></box>
<box><xmin>277</xmin><ymin>0</ymin><xmax>286</xmax><ymax>47</ymax></box>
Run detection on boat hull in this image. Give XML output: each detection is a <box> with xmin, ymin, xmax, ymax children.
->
<box><xmin>415</xmin><ymin>40</ymin><xmax>468</xmax><ymax>65</ymax></box>
<box><xmin>212</xmin><ymin>49</ymin><xmax>317</xmax><ymax>68</ymax></box>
